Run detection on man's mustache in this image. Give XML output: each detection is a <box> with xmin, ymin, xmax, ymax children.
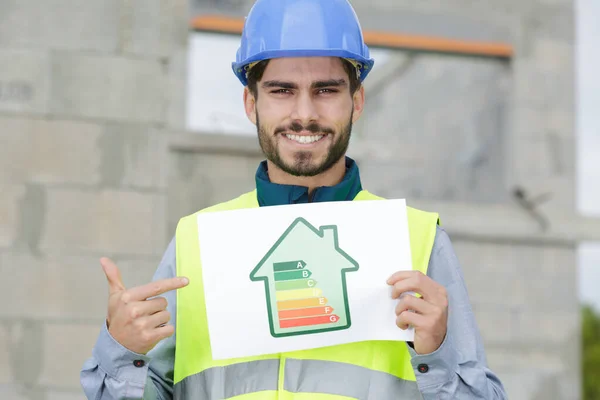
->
<box><xmin>274</xmin><ymin>121</ymin><xmax>335</xmax><ymax>135</ymax></box>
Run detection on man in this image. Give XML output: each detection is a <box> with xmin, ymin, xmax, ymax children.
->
<box><xmin>81</xmin><ymin>0</ymin><xmax>507</xmax><ymax>398</ymax></box>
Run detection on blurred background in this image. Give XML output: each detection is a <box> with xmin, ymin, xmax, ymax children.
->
<box><xmin>0</xmin><ymin>0</ymin><xmax>599</xmax><ymax>399</ymax></box>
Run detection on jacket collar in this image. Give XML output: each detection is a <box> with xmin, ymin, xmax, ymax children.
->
<box><xmin>255</xmin><ymin>157</ymin><xmax>363</xmax><ymax>207</ymax></box>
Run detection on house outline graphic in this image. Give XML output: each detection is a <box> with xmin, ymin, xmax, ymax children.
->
<box><xmin>250</xmin><ymin>217</ymin><xmax>359</xmax><ymax>338</ymax></box>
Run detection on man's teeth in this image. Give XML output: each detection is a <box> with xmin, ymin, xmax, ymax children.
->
<box><xmin>285</xmin><ymin>134</ymin><xmax>324</xmax><ymax>144</ymax></box>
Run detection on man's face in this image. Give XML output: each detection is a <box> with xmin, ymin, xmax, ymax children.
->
<box><xmin>244</xmin><ymin>57</ymin><xmax>364</xmax><ymax>177</ymax></box>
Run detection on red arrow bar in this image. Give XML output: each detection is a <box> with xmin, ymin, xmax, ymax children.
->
<box><xmin>279</xmin><ymin>314</ymin><xmax>340</xmax><ymax>328</ymax></box>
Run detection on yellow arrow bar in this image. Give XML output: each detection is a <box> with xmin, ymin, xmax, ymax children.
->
<box><xmin>276</xmin><ymin>288</ymin><xmax>323</xmax><ymax>302</ymax></box>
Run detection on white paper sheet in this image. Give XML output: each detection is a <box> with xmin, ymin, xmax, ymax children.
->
<box><xmin>197</xmin><ymin>198</ymin><xmax>414</xmax><ymax>360</ymax></box>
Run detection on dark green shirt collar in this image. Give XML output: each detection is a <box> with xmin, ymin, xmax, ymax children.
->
<box><xmin>255</xmin><ymin>157</ymin><xmax>363</xmax><ymax>207</ymax></box>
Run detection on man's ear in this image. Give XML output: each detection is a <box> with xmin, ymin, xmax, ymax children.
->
<box><xmin>351</xmin><ymin>85</ymin><xmax>365</xmax><ymax>123</ymax></box>
<box><xmin>243</xmin><ymin>87</ymin><xmax>257</xmax><ymax>125</ymax></box>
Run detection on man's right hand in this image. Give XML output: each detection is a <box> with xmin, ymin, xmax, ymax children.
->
<box><xmin>100</xmin><ymin>257</ymin><xmax>189</xmax><ymax>355</ymax></box>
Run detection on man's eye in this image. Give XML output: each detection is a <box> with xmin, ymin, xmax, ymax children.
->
<box><xmin>272</xmin><ymin>89</ymin><xmax>291</xmax><ymax>94</ymax></box>
<box><xmin>318</xmin><ymin>88</ymin><xmax>337</xmax><ymax>94</ymax></box>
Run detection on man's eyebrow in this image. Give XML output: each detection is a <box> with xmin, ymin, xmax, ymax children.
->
<box><xmin>312</xmin><ymin>79</ymin><xmax>347</xmax><ymax>89</ymax></box>
<box><xmin>262</xmin><ymin>81</ymin><xmax>298</xmax><ymax>89</ymax></box>
<box><xmin>261</xmin><ymin>79</ymin><xmax>348</xmax><ymax>90</ymax></box>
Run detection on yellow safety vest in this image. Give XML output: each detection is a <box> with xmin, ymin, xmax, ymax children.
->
<box><xmin>173</xmin><ymin>189</ymin><xmax>439</xmax><ymax>399</ymax></box>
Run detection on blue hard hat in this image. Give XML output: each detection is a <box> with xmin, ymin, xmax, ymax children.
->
<box><xmin>232</xmin><ymin>0</ymin><xmax>375</xmax><ymax>86</ymax></box>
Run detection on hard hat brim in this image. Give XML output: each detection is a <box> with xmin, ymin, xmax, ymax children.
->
<box><xmin>232</xmin><ymin>49</ymin><xmax>375</xmax><ymax>86</ymax></box>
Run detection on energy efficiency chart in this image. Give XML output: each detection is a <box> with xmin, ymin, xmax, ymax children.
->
<box><xmin>273</xmin><ymin>260</ymin><xmax>339</xmax><ymax>329</ymax></box>
<box><xmin>250</xmin><ymin>217</ymin><xmax>359</xmax><ymax>338</ymax></box>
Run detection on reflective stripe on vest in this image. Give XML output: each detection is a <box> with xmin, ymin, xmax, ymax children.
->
<box><xmin>174</xmin><ymin>359</ymin><xmax>279</xmax><ymax>399</ymax></box>
<box><xmin>174</xmin><ymin>358</ymin><xmax>423</xmax><ymax>400</ymax></box>
<box><xmin>173</xmin><ymin>189</ymin><xmax>439</xmax><ymax>399</ymax></box>
<box><xmin>284</xmin><ymin>359</ymin><xmax>422</xmax><ymax>399</ymax></box>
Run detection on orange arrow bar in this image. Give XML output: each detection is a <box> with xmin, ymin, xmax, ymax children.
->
<box><xmin>277</xmin><ymin>297</ymin><xmax>327</xmax><ymax>310</ymax></box>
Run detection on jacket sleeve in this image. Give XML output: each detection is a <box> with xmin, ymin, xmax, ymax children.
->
<box><xmin>409</xmin><ymin>227</ymin><xmax>508</xmax><ymax>399</ymax></box>
<box><xmin>80</xmin><ymin>237</ymin><xmax>178</xmax><ymax>400</ymax></box>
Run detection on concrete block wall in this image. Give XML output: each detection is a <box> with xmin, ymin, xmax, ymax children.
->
<box><xmin>353</xmin><ymin>54</ymin><xmax>511</xmax><ymax>204</ymax></box>
<box><xmin>347</xmin><ymin>0</ymin><xmax>575</xmax><ymax>212</ymax></box>
<box><xmin>452</xmin><ymin>240</ymin><xmax>579</xmax><ymax>400</ymax></box>
<box><xmin>0</xmin><ymin>1</ymin><xmax>188</xmax><ymax>398</ymax></box>
<box><xmin>167</xmin><ymin>148</ymin><xmax>263</xmax><ymax>236</ymax></box>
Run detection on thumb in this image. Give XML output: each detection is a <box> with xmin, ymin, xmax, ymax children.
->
<box><xmin>100</xmin><ymin>257</ymin><xmax>126</xmax><ymax>294</ymax></box>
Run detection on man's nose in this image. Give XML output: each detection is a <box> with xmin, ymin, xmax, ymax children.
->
<box><xmin>290</xmin><ymin>92</ymin><xmax>318</xmax><ymax>126</ymax></box>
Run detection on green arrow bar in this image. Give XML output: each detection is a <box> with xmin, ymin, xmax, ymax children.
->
<box><xmin>275</xmin><ymin>278</ymin><xmax>317</xmax><ymax>291</ymax></box>
<box><xmin>274</xmin><ymin>269</ymin><xmax>312</xmax><ymax>281</ymax></box>
<box><xmin>273</xmin><ymin>260</ymin><xmax>307</xmax><ymax>272</ymax></box>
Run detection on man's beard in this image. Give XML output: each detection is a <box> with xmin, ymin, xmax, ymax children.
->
<box><xmin>256</xmin><ymin>113</ymin><xmax>353</xmax><ymax>177</ymax></box>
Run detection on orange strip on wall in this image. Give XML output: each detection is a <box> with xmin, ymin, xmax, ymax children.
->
<box><xmin>190</xmin><ymin>15</ymin><xmax>513</xmax><ymax>58</ymax></box>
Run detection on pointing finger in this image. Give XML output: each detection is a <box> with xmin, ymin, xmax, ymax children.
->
<box><xmin>125</xmin><ymin>277</ymin><xmax>189</xmax><ymax>302</ymax></box>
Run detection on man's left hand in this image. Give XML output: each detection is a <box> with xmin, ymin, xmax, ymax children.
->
<box><xmin>387</xmin><ymin>271</ymin><xmax>448</xmax><ymax>355</ymax></box>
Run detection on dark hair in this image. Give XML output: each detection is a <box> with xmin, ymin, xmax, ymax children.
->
<box><xmin>246</xmin><ymin>58</ymin><xmax>362</xmax><ymax>97</ymax></box>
